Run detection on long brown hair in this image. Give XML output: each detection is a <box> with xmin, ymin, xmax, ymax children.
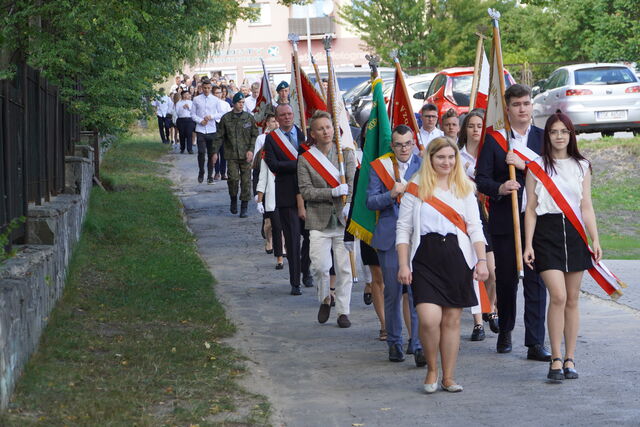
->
<box><xmin>543</xmin><ymin>112</ymin><xmax>590</xmax><ymax>175</ymax></box>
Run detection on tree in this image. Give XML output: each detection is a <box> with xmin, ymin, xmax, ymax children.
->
<box><xmin>1</xmin><ymin>0</ymin><xmax>255</xmax><ymax>134</ymax></box>
<box><xmin>338</xmin><ymin>0</ymin><xmax>433</xmax><ymax>68</ymax></box>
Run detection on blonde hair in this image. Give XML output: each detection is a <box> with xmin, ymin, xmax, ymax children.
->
<box><xmin>417</xmin><ymin>137</ymin><xmax>475</xmax><ymax>200</ymax></box>
<box><xmin>309</xmin><ymin>110</ymin><xmax>332</xmax><ymax>130</ymax></box>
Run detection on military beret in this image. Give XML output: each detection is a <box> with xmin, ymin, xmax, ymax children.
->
<box><xmin>232</xmin><ymin>92</ymin><xmax>245</xmax><ymax>104</ymax></box>
<box><xmin>276</xmin><ymin>81</ymin><xmax>289</xmax><ymax>92</ymax></box>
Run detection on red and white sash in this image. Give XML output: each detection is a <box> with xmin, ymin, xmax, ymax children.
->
<box><xmin>487</xmin><ymin>128</ymin><xmax>538</xmax><ymax>163</ymax></box>
<box><xmin>527</xmin><ymin>158</ymin><xmax>626</xmax><ymax>299</ymax></box>
<box><xmin>405</xmin><ymin>182</ymin><xmax>492</xmax><ymax>312</ymax></box>
<box><xmin>301</xmin><ymin>146</ymin><xmax>341</xmax><ymax>188</ymax></box>
<box><xmin>371</xmin><ymin>154</ymin><xmax>404</xmax><ymax>192</ymax></box>
<box><xmin>271</xmin><ymin>128</ymin><xmax>299</xmax><ymax>161</ymax></box>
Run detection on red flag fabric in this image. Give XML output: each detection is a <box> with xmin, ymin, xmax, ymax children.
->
<box><xmin>388</xmin><ymin>62</ymin><xmax>422</xmax><ymax>150</ymax></box>
<box><xmin>300</xmin><ymin>68</ymin><xmax>327</xmax><ymax>121</ymax></box>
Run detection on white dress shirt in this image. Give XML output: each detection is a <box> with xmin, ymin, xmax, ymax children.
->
<box><xmin>174</xmin><ymin>100</ymin><xmax>193</xmax><ymax>119</ymax></box>
<box><xmin>254</xmin><ymin>133</ymin><xmax>268</xmax><ymax>155</ymax></box>
<box><xmin>397</xmin><ymin>155</ymin><xmax>413</xmax><ymax>180</ymax></box>
<box><xmin>244</xmin><ymin>95</ymin><xmax>258</xmax><ymax>114</ymax></box>
<box><xmin>152</xmin><ymin>95</ymin><xmax>172</xmax><ymax>117</ymax></box>
<box><xmin>417</xmin><ymin>127</ymin><xmax>444</xmax><ymax>154</ymax></box>
<box><xmin>191</xmin><ymin>94</ymin><xmax>228</xmax><ymax>134</ymax></box>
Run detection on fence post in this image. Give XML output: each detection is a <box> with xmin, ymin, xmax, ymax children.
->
<box><xmin>93</xmin><ymin>130</ymin><xmax>100</xmax><ymax>180</ymax></box>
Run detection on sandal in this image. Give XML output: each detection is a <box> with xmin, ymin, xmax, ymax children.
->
<box><xmin>483</xmin><ymin>312</ymin><xmax>500</xmax><ymax>334</ymax></box>
<box><xmin>379</xmin><ymin>329</ymin><xmax>387</xmax><ymax>341</ymax></box>
<box><xmin>563</xmin><ymin>358</ymin><xmax>578</xmax><ymax>379</ymax></box>
<box><xmin>547</xmin><ymin>357</ymin><xmax>564</xmax><ymax>381</ymax></box>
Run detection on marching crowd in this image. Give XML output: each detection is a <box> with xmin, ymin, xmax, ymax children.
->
<box><xmin>152</xmin><ymin>75</ymin><xmax>601</xmax><ymax>393</ymax></box>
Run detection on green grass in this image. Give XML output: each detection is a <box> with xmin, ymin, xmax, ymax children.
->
<box><xmin>582</xmin><ymin>136</ymin><xmax>640</xmax><ymax>259</ymax></box>
<box><xmin>0</xmin><ymin>135</ymin><xmax>270</xmax><ymax>426</ymax></box>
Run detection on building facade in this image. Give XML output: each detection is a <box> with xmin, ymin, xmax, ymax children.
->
<box><xmin>185</xmin><ymin>0</ymin><xmax>368</xmax><ymax>86</ymax></box>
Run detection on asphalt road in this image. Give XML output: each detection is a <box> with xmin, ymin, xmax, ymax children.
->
<box><xmin>168</xmin><ymin>151</ymin><xmax>640</xmax><ymax>427</ymax></box>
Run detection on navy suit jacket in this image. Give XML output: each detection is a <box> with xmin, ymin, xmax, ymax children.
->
<box><xmin>476</xmin><ymin>126</ymin><xmax>543</xmax><ymax>235</ymax></box>
<box><xmin>366</xmin><ymin>155</ymin><xmax>422</xmax><ymax>251</ymax></box>
<box><xmin>263</xmin><ymin>126</ymin><xmax>306</xmax><ymax>208</ymax></box>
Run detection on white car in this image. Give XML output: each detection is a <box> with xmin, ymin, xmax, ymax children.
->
<box><xmin>532</xmin><ymin>63</ymin><xmax>640</xmax><ymax>136</ymax></box>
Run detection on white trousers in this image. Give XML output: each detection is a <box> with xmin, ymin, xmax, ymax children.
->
<box><xmin>309</xmin><ymin>227</ymin><xmax>352</xmax><ymax>315</ymax></box>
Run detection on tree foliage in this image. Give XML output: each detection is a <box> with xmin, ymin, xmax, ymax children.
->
<box><xmin>338</xmin><ymin>0</ymin><xmax>639</xmax><ymax>74</ymax></box>
<box><xmin>1</xmin><ymin>0</ymin><xmax>254</xmax><ymax>134</ymax></box>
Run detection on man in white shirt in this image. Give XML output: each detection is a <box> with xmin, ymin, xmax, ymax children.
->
<box><xmin>151</xmin><ymin>89</ymin><xmax>172</xmax><ymax>144</ymax></box>
<box><xmin>417</xmin><ymin>103</ymin><xmax>444</xmax><ymax>154</ymax></box>
<box><xmin>244</xmin><ymin>82</ymin><xmax>260</xmax><ymax>114</ymax></box>
<box><xmin>191</xmin><ymin>78</ymin><xmax>229</xmax><ymax>183</ymax></box>
<box><xmin>175</xmin><ymin>91</ymin><xmax>195</xmax><ymax>154</ymax></box>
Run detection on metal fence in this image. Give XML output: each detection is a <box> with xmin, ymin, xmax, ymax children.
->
<box><xmin>1</xmin><ymin>62</ymin><xmax>80</xmax><ymax>247</ymax></box>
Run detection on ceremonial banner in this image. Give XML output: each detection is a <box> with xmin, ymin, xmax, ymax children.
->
<box><xmin>253</xmin><ymin>59</ymin><xmax>274</xmax><ymax>128</ymax></box>
<box><xmin>291</xmin><ymin>64</ymin><xmax>328</xmax><ymax>128</ymax></box>
<box><xmin>388</xmin><ymin>57</ymin><xmax>423</xmax><ymax>150</ymax></box>
<box><xmin>474</xmin><ymin>49</ymin><xmax>490</xmax><ymax>110</ymax></box>
<box><xmin>327</xmin><ymin>64</ymin><xmax>356</xmax><ymax>151</ymax></box>
<box><xmin>347</xmin><ymin>78</ymin><xmax>392</xmax><ymax>244</ymax></box>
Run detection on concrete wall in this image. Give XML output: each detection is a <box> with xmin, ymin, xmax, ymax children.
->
<box><xmin>0</xmin><ymin>146</ymin><xmax>95</xmax><ymax>410</ymax></box>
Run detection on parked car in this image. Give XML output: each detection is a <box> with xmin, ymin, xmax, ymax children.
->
<box><xmin>424</xmin><ymin>67</ymin><xmax>515</xmax><ymax>121</ymax></box>
<box><xmin>352</xmin><ymin>73</ymin><xmax>436</xmax><ymax>127</ymax></box>
<box><xmin>532</xmin><ymin>63</ymin><xmax>640</xmax><ymax>136</ymax></box>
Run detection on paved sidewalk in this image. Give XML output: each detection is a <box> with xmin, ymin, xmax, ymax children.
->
<box><xmin>167</xmin><ymin>152</ymin><xmax>640</xmax><ymax>427</ymax></box>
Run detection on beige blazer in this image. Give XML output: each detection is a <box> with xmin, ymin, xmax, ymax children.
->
<box><xmin>297</xmin><ymin>146</ymin><xmax>356</xmax><ymax>231</ymax></box>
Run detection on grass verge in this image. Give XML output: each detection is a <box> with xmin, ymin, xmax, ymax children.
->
<box><xmin>0</xmin><ymin>135</ymin><xmax>270</xmax><ymax>426</ymax></box>
<box><xmin>581</xmin><ymin>136</ymin><xmax>640</xmax><ymax>259</ymax></box>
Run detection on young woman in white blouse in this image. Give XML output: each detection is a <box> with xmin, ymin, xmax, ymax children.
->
<box><xmin>397</xmin><ymin>137</ymin><xmax>488</xmax><ymax>393</ymax></box>
<box><xmin>523</xmin><ymin>113</ymin><xmax>600</xmax><ymax>381</ymax></box>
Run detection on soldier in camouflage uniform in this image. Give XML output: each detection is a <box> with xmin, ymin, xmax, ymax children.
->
<box><xmin>215</xmin><ymin>92</ymin><xmax>259</xmax><ymax>217</ymax></box>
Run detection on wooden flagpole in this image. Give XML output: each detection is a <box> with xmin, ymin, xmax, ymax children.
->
<box><xmin>469</xmin><ymin>26</ymin><xmax>487</xmax><ymax>110</ymax></box>
<box><xmin>324</xmin><ymin>34</ymin><xmax>357</xmax><ymax>282</ymax></box>
<box><xmin>489</xmin><ymin>9</ymin><xmax>524</xmax><ymax>278</ymax></box>
<box><xmin>311</xmin><ymin>54</ymin><xmax>327</xmax><ymax>102</ymax></box>
<box><xmin>288</xmin><ymin>33</ymin><xmax>307</xmax><ymax>138</ymax></box>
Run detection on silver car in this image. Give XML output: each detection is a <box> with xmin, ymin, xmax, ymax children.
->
<box><xmin>532</xmin><ymin>63</ymin><xmax>640</xmax><ymax>136</ymax></box>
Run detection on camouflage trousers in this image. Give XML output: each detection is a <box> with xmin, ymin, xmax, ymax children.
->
<box><xmin>226</xmin><ymin>159</ymin><xmax>252</xmax><ymax>201</ymax></box>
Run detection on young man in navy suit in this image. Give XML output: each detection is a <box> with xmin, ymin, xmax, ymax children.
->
<box><xmin>366</xmin><ymin>125</ymin><xmax>426</xmax><ymax>367</ymax></box>
<box><xmin>476</xmin><ymin>84</ymin><xmax>551</xmax><ymax>361</ymax></box>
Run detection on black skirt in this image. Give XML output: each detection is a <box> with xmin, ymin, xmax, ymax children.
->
<box><xmin>360</xmin><ymin>240</ymin><xmax>380</xmax><ymax>266</ymax></box>
<box><xmin>533</xmin><ymin>213</ymin><xmax>593</xmax><ymax>273</ymax></box>
<box><xmin>411</xmin><ymin>233</ymin><xmax>477</xmax><ymax>308</ymax></box>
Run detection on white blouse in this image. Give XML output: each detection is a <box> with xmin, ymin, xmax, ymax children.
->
<box><xmin>419</xmin><ymin>188</ymin><xmax>458</xmax><ymax>236</ymax></box>
<box><xmin>459</xmin><ymin>146</ymin><xmax>476</xmax><ymax>180</ymax></box>
<box><xmin>174</xmin><ymin>100</ymin><xmax>193</xmax><ymax>119</ymax></box>
<box><xmin>532</xmin><ymin>158</ymin><xmax>589</xmax><ymax>216</ymax></box>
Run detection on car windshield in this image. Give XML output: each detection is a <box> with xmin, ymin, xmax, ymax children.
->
<box><xmin>343</xmin><ymin>80</ymin><xmax>371</xmax><ymax>102</ymax></box>
<box><xmin>452</xmin><ymin>75</ymin><xmax>473</xmax><ymax>106</ymax></box>
<box><xmin>574</xmin><ymin>67</ymin><xmax>638</xmax><ymax>85</ymax></box>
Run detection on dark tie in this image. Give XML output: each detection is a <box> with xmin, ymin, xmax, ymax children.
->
<box><xmin>285</xmin><ymin>131</ymin><xmax>296</xmax><ymax>148</ymax></box>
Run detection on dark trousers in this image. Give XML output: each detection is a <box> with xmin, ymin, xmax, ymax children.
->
<box><xmin>492</xmin><ymin>232</ymin><xmax>547</xmax><ymax>347</ymax></box>
<box><xmin>157</xmin><ymin>116</ymin><xmax>170</xmax><ymax>143</ymax></box>
<box><xmin>215</xmin><ymin>144</ymin><xmax>227</xmax><ymax>175</ymax></box>
<box><xmin>279</xmin><ymin>207</ymin><xmax>302</xmax><ymax>287</ymax></box>
<box><xmin>176</xmin><ymin>118</ymin><xmax>194</xmax><ymax>153</ymax></box>
<box><xmin>265</xmin><ymin>209</ymin><xmax>284</xmax><ymax>258</ymax></box>
<box><xmin>196</xmin><ymin>132</ymin><xmax>217</xmax><ymax>178</ymax></box>
<box><xmin>301</xmin><ymin>226</ymin><xmax>311</xmax><ymax>280</ymax></box>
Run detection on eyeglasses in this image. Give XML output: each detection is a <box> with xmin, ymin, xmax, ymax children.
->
<box><xmin>549</xmin><ymin>129</ymin><xmax>571</xmax><ymax>136</ymax></box>
<box><xmin>392</xmin><ymin>142</ymin><xmax>413</xmax><ymax>150</ymax></box>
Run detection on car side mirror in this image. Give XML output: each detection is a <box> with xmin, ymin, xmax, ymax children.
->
<box><xmin>413</xmin><ymin>91</ymin><xmax>425</xmax><ymax>100</ymax></box>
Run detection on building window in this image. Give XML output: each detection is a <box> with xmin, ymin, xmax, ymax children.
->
<box><xmin>249</xmin><ymin>2</ymin><xmax>271</xmax><ymax>26</ymax></box>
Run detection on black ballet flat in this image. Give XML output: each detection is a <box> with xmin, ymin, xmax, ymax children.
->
<box><xmin>563</xmin><ymin>358</ymin><xmax>579</xmax><ymax>379</ymax></box>
<box><xmin>547</xmin><ymin>358</ymin><xmax>564</xmax><ymax>381</ymax></box>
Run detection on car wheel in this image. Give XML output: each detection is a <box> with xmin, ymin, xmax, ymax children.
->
<box><xmin>601</xmin><ymin>131</ymin><xmax>615</xmax><ymax>138</ymax></box>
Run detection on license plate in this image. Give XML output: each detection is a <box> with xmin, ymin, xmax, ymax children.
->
<box><xmin>596</xmin><ymin>110</ymin><xmax>627</xmax><ymax>121</ymax></box>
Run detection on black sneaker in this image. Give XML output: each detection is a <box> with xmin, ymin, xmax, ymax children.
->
<box><xmin>197</xmin><ymin>173</ymin><xmax>204</xmax><ymax>183</ymax></box>
<box><xmin>207</xmin><ymin>177</ymin><xmax>214</xmax><ymax>184</ymax></box>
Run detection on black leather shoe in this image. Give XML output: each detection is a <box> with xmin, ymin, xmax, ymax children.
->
<box><xmin>207</xmin><ymin>176</ymin><xmax>214</xmax><ymax>184</ymax></box>
<box><xmin>471</xmin><ymin>324</ymin><xmax>486</xmax><ymax>341</ymax></box>
<box><xmin>563</xmin><ymin>358</ymin><xmax>579</xmax><ymax>379</ymax></box>
<box><xmin>290</xmin><ymin>286</ymin><xmax>301</xmax><ymax>296</ymax></box>
<box><xmin>302</xmin><ymin>276</ymin><xmax>314</xmax><ymax>288</ymax></box>
<box><xmin>275</xmin><ymin>263</ymin><xmax>283</xmax><ymax>270</ymax></box>
<box><xmin>389</xmin><ymin>344</ymin><xmax>405</xmax><ymax>362</ymax></box>
<box><xmin>230</xmin><ymin>198</ymin><xmax>238</xmax><ymax>214</ymax></box>
<box><xmin>484</xmin><ymin>312</ymin><xmax>500</xmax><ymax>334</ymax></box>
<box><xmin>239</xmin><ymin>201</ymin><xmax>248</xmax><ymax>218</ymax></box>
<box><xmin>527</xmin><ymin>344</ymin><xmax>552</xmax><ymax>361</ymax></box>
<box><xmin>547</xmin><ymin>357</ymin><xmax>564</xmax><ymax>381</ymax></box>
<box><xmin>496</xmin><ymin>331</ymin><xmax>512</xmax><ymax>353</ymax></box>
<box><xmin>337</xmin><ymin>314</ymin><xmax>351</xmax><ymax>328</ymax></box>
<box><xmin>405</xmin><ymin>338</ymin><xmax>414</xmax><ymax>355</ymax></box>
<box><xmin>317</xmin><ymin>303</ymin><xmax>331</xmax><ymax>324</ymax></box>
<box><xmin>363</xmin><ymin>291</ymin><xmax>373</xmax><ymax>305</ymax></box>
<box><xmin>414</xmin><ymin>348</ymin><xmax>427</xmax><ymax>367</ymax></box>
<box><xmin>197</xmin><ymin>172</ymin><xmax>204</xmax><ymax>183</ymax></box>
